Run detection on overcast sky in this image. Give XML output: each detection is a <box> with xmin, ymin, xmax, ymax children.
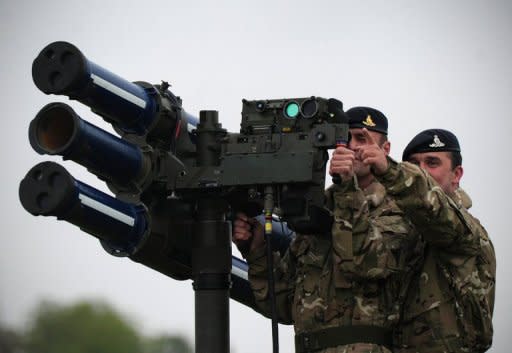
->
<box><xmin>1</xmin><ymin>0</ymin><xmax>511</xmax><ymax>352</ymax></box>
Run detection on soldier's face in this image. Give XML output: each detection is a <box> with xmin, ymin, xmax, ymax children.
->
<box><xmin>407</xmin><ymin>151</ymin><xmax>463</xmax><ymax>195</ymax></box>
<box><xmin>348</xmin><ymin>128</ymin><xmax>390</xmax><ymax>177</ymax></box>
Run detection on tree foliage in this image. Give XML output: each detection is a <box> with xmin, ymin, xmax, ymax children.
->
<box><xmin>142</xmin><ymin>335</ymin><xmax>193</xmax><ymax>353</ymax></box>
<box><xmin>24</xmin><ymin>299</ymin><xmax>141</xmax><ymax>353</ymax></box>
<box><xmin>0</xmin><ymin>325</ymin><xmax>23</xmax><ymax>353</ymax></box>
<box><xmin>1</xmin><ymin>299</ymin><xmax>194</xmax><ymax>353</ymax></box>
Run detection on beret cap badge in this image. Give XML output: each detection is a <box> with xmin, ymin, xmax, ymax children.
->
<box><xmin>362</xmin><ymin>115</ymin><xmax>377</xmax><ymax>127</ymax></box>
<box><xmin>429</xmin><ymin>135</ymin><xmax>446</xmax><ymax>148</ymax></box>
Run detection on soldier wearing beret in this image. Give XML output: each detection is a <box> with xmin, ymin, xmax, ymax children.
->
<box><xmin>358</xmin><ymin>128</ymin><xmax>496</xmax><ymax>352</ymax></box>
<box><xmin>233</xmin><ymin>107</ymin><xmax>423</xmax><ymax>353</ymax></box>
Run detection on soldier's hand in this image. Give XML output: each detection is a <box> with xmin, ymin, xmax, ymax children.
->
<box><xmin>358</xmin><ymin>128</ymin><xmax>388</xmax><ymax>175</ymax></box>
<box><xmin>329</xmin><ymin>145</ymin><xmax>355</xmax><ymax>181</ymax></box>
<box><xmin>232</xmin><ymin>212</ymin><xmax>265</xmax><ymax>253</ymax></box>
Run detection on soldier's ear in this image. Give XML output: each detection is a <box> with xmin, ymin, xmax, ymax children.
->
<box><xmin>452</xmin><ymin>165</ymin><xmax>463</xmax><ymax>186</ymax></box>
<box><xmin>382</xmin><ymin>141</ymin><xmax>391</xmax><ymax>156</ymax></box>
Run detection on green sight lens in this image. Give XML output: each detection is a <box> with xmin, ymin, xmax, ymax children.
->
<box><xmin>284</xmin><ymin>102</ymin><xmax>300</xmax><ymax>118</ymax></box>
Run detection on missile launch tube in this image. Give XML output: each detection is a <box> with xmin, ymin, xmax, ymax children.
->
<box><xmin>32</xmin><ymin>41</ymin><xmax>198</xmax><ymax>135</ymax></box>
<box><xmin>29</xmin><ymin>103</ymin><xmax>148</xmax><ymax>186</ymax></box>
<box><xmin>19</xmin><ymin>161</ymin><xmax>148</xmax><ymax>255</ymax></box>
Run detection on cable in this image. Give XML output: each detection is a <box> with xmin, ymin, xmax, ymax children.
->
<box><xmin>264</xmin><ymin>185</ymin><xmax>279</xmax><ymax>353</ymax></box>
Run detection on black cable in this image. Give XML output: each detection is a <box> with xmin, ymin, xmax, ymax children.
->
<box><xmin>264</xmin><ymin>186</ymin><xmax>279</xmax><ymax>353</ymax></box>
<box><xmin>265</xmin><ymin>230</ymin><xmax>279</xmax><ymax>353</ymax></box>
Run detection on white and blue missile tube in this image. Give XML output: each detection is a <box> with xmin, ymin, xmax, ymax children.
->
<box><xmin>32</xmin><ymin>41</ymin><xmax>198</xmax><ymax>135</ymax></box>
<box><xmin>19</xmin><ymin>161</ymin><xmax>148</xmax><ymax>255</ymax></box>
<box><xmin>29</xmin><ymin>103</ymin><xmax>146</xmax><ymax>185</ymax></box>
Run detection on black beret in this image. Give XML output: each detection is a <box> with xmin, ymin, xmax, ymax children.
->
<box><xmin>346</xmin><ymin>106</ymin><xmax>388</xmax><ymax>135</ymax></box>
<box><xmin>402</xmin><ymin>129</ymin><xmax>461</xmax><ymax>161</ymax></box>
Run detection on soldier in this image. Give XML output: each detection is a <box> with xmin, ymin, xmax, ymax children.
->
<box><xmin>359</xmin><ymin>128</ymin><xmax>496</xmax><ymax>352</ymax></box>
<box><xmin>233</xmin><ymin>107</ymin><xmax>423</xmax><ymax>353</ymax></box>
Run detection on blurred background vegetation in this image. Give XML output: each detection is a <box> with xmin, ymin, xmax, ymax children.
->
<box><xmin>0</xmin><ymin>299</ymin><xmax>193</xmax><ymax>353</ymax></box>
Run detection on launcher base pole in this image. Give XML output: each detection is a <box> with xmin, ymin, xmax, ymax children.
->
<box><xmin>192</xmin><ymin>199</ymin><xmax>231</xmax><ymax>353</ymax></box>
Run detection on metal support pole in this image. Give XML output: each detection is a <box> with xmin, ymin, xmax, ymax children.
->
<box><xmin>192</xmin><ymin>111</ymin><xmax>231</xmax><ymax>353</ymax></box>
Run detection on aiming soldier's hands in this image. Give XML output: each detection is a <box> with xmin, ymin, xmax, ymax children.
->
<box><xmin>329</xmin><ymin>145</ymin><xmax>356</xmax><ymax>181</ymax></box>
<box><xmin>357</xmin><ymin>128</ymin><xmax>388</xmax><ymax>175</ymax></box>
<box><xmin>232</xmin><ymin>212</ymin><xmax>265</xmax><ymax>253</ymax></box>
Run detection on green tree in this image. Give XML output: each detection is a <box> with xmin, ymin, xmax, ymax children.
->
<box><xmin>142</xmin><ymin>335</ymin><xmax>193</xmax><ymax>353</ymax></box>
<box><xmin>0</xmin><ymin>324</ymin><xmax>23</xmax><ymax>353</ymax></box>
<box><xmin>24</xmin><ymin>299</ymin><xmax>141</xmax><ymax>353</ymax></box>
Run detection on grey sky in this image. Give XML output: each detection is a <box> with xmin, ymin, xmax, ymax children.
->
<box><xmin>1</xmin><ymin>0</ymin><xmax>511</xmax><ymax>351</ymax></box>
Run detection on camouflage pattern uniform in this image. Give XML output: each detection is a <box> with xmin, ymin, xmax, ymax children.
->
<box><xmin>375</xmin><ymin>160</ymin><xmax>496</xmax><ymax>353</ymax></box>
<box><xmin>246</xmin><ymin>178</ymin><xmax>423</xmax><ymax>353</ymax></box>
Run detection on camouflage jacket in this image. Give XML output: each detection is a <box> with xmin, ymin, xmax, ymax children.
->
<box><xmin>246</xmin><ymin>178</ymin><xmax>423</xmax><ymax>353</ymax></box>
<box><xmin>376</xmin><ymin>160</ymin><xmax>496</xmax><ymax>353</ymax></box>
